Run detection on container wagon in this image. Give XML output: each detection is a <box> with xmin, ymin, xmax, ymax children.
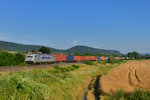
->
<box><xmin>74</xmin><ymin>56</ymin><xmax>81</xmax><ymax>62</ymax></box>
<box><xmin>95</xmin><ymin>56</ymin><xmax>98</xmax><ymax>61</ymax></box>
<box><xmin>98</xmin><ymin>57</ymin><xmax>101</xmax><ymax>61</ymax></box>
<box><xmin>101</xmin><ymin>56</ymin><xmax>106</xmax><ymax>61</ymax></box>
<box><xmin>89</xmin><ymin>56</ymin><xmax>95</xmax><ymax>61</ymax></box>
<box><xmin>66</xmin><ymin>55</ymin><xmax>74</xmax><ymax>62</ymax></box>
<box><xmin>80</xmin><ymin>56</ymin><xmax>89</xmax><ymax>61</ymax></box>
<box><xmin>54</xmin><ymin>54</ymin><xmax>66</xmax><ymax>62</ymax></box>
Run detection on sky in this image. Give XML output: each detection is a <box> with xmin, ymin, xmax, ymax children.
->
<box><xmin>0</xmin><ymin>0</ymin><xmax>150</xmax><ymax>54</ymax></box>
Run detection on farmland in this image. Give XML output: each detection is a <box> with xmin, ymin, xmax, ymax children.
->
<box><xmin>1</xmin><ymin>60</ymin><xmax>150</xmax><ymax>100</ymax></box>
<box><xmin>100</xmin><ymin>60</ymin><xmax>150</xmax><ymax>100</ymax></box>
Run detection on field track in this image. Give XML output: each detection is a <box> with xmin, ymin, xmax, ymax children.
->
<box><xmin>0</xmin><ymin>62</ymin><xmax>83</xmax><ymax>73</ymax></box>
<box><xmin>100</xmin><ymin>60</ymin><xmax>150</xmax><ymax>94</ymax></box>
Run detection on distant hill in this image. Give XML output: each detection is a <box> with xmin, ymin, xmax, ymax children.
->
<box><xmin>0</xmin><ymin>40</ymin><xmax>123</xmax><ymax>56</ymax></box>
<box><xmin>66</xmin><ymin>45</ymin><xmax>122</xmax><ymax>55</ymax></box>
<box><xmin>141</xmin><ymin>53</ymin><xmax>150</xmax><ymax>55</ymax></box>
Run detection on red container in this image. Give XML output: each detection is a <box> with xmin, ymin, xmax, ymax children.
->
<box><xmin>89</xmin><ymin>56</ymin><xmax>95</xmax><ymax>61</ymax></box>
<box><xmin>81</xmin><ymin>56</ymin><xmax>89</xmax><ymax>61</ymax></box>
<box><xmin>121</xmin><ymin>57</ymin><xmax>125</xmax><ymax>60</ymax></box>
<box><xmin>94</xmin><ymin>56</ymin><xmax>98</xmax><ymax>60</ymax></box>
<box><xmin>74</xmin><ymin>56</ymin><xmax>81</xmax><ymax>61</ymax></box>
<box><xmin>54</xmin><ymin>54</ymin><xmax>66</xmax><ymax>62</ymax></box>
<box><xmin>118</xmin><ymin>57</ymin><xmax>121</xmax><ymax>60</ymax></box>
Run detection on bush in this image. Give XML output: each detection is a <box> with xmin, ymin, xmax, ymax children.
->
<box><xmin>84</xmin><ymin>61</ymin><xmax>96</xmax><ymax>65</ymax></box>
<box><xmin>107</xmin><ymin>56</ymin><xmax>117</xmax><ymax>64</ymax></box>
<box><xmin>0</xmin><ymin>74</ymin><xmax>50</xmax><ymax>100</ymax></box>
<box><xmin>15</xmin><ymin>53</ymin><xmax>25</xmax><ymax>65</ymax></box>
<box><xmin>0</xmin><ymin>52</ymin><xmax>25</xmax><ymax>66</ymax></box>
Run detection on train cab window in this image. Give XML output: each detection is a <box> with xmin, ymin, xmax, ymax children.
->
<box><xmin>27</xmin><ymin>56</ymin><xmax>33</xmax><ymax>58</ymax></box>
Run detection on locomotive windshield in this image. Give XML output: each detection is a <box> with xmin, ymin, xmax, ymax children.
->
<box><xmin>27</xmin><ymin>55</ymin><xmax>33</xmax><ymax>58</ymax></box>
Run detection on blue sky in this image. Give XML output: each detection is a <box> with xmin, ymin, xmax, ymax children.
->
<box><xmin>0</xmin><ymin>0</ymin><xmax>150</xmax><ymax>53</ymax></box>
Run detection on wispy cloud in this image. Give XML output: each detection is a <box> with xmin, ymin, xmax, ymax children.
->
<box><xmin>73</xmin><ymin>40</ymin><xmax>77</xmax><ymax>46</ymax></box>
<box><xmin>93</xmin><ymin>46</ymin><xmax>99</xmax><ymax>49</ymax></box>
<box><xmin>114</xmin><ymin>21</ymin><xmax>119</xmax><ymax>24</ymax></box>
<box><xmin>0</xmin><ymin>32</ymin><xmax>11</xmax><ymax>40</ymax></box>
<box><xmin>24</xmin><ymin>34</ymin><xmax>32</xmax><ymax>38</ymax></box>
<box><xmin>57</xmin><ymin>20</ymin><xmax>63</xmax><ymax>24</ymax></box>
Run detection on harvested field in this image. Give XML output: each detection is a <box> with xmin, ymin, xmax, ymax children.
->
<box><xmin>100</xmin><ymin>60</ymin><xmax>150</xmax><ymax>94</ymax></box>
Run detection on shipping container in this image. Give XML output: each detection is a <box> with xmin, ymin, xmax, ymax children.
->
<box><xmin>95</xmin><ymin>56</ymin><xmax>98</xmax><ymax>60</ymax></box>
<box><xmin>66</xmin><ymin>55</ymin><xmax>74</xmax><ymax>61</ymax></box>
<box><xmin>105</xmin><ymin>57</ymin><xmax>109</xmax><ymax>60</ymax></box>
<box><xmin>101</xmin><ymin>56</ymin><xmax>105</xmax><ymax>61</ymax></box>
<box><xmin>81</xmin><ymin>56</ymin><xmax>89</xmax><ymax>61</ymax></box>
<box><xmin>115</xmin><ymin>57</ymin><xmax>118</xmax><ymax>59</ymax></box>
<box><xmin>126</xmin><ymin>57</ymin><xmax>129</xmax><ymax>59</ymax></box>
<box><xmin>98</xmin><ymin>57</ymin><xmax>101</xmax><ymax>60</ymax></box>
<box><xmin>74</xmin><ymin>56</ymin><xmax>81</xmax><ymax>61</ymax></box>
<box><xmin>121</xmin><ymin>57</ymin><xmax>125</xmax><ymax>60</ymax></box>
<box><xmin>54</xmin><ymin>54</ymin><xmax>66</xmax><ymax>62</ymax></box>
<box><xmin>89</xmin><ymin>56</ymin><xmax>95</xmax><ymax>61</ymax></box>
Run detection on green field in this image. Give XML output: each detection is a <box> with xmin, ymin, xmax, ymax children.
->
<box><xmin>0</xmin><ymin>62</ymin><xmax>118</xmax><ymax>100</ymax></box>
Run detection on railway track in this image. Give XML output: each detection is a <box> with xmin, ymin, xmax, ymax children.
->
<box><xmin>0</xmin><ymin>62</ymin><xmax>83</xmax><ymax>73</ymax></box>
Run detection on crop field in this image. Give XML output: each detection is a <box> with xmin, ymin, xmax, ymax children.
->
<box><xmin>100</xmin><ymin>60</ymin><xmax>150</xmax><ymax>100</ymax></box>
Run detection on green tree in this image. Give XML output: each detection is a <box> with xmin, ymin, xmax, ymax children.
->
<box><xmin>31</xmin><ymin>49</ymin><xmax>36</xmax><ymax>52</ymax></box>
<box><xmin>143</xmin><ymin>54</ymin><xmax>150</xmax><ymax>59</ymax></box>
<box><xmin>74</xmin><ymin>52</ymin><xmax>81</xmax><ymax>56</ymax></box>
<box><xmin>107</xmin><ymin>56</ymin><xmax>117</xmax><ymax>63</ymax></box>
<box><xmin>0</xmin><ymin>52</ymin><xmax>16</xmax><ymax>66</ymax></box>
<box><xmin>38</xmin><ymin>46</ymin><xmax>51</xmax><ymax>54</ymax></box>
<box><xmin>15</xmin><ymin>53</ymin><xmax>25</xmax><ymax>64</ymax></box>
<box><xmin>127</xmin><ymin>51</ymin><xmax>141</xmax><ymax>59</ymax></box>
<box><xmin>84</xmin><ymin>52</ymin><xmax>92</xmax><ymax>56</ymax></box>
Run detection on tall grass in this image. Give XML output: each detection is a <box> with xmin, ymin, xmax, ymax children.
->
<box><xmin>0</xmin><ymin>65</ymin><xmax>81</xmax><ymax>100</ymax></box>
<box><xmin>0</xmin><ymin>63</ymin><xmax>119</xmax><ymax>100</ymax></box>
<box><xmin>104</xmin><ymin>88</ymin><xmax>150</xmax><ymax>100</ymax></box>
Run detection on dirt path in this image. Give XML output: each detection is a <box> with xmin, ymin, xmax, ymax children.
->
<box><xmin>100</xmin><ymin>60</ymin><xmax>150</xmax><ymax>94</ymax></box>
<box><xmin>0</xmin><ymin>62</ymin><xmax>83</xmax><ymax>73</ymax></box>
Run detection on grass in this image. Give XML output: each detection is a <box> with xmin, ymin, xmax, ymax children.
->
<box><xmin>84</xmin><ymin>61</ymin><xmax>96</xmax><ymax>65</ymax></box>
<box><xmin>104</xmin><ymin>88</ymin><xmax>150</xmax><ymax>100</ymax></box>
<box><xmin>0</xmin><ymin>63</ymin><xmax>119</xmax><ymax>100</ymax></box>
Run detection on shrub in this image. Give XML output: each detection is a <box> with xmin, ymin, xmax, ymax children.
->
<box><xmin>0</xmin><ymin>74</ymin><xmax>50</xmax><ymax>100</ymax></box>
<box><xmin>84</xmin><ymin>61</ymin><xmax>96</xmax><ymax>65</ymax></box>
<box><xmin>0</xmin><ymin>52</ymin><xmax>25</xmax><ymax>66</ymax></box>
<box><xmin>107</xmin><ymin>56</ymin><xmax>117</xmax><ymax>64</ymax></box>
<box><xmin>0</xmin><ymin>52</ymin><xmax>16</xmax><ymax>66</ymax></box>
<box><xmin>15</xmin><ymin>53</ymin><xmax>25</xmax><ymax>65</ymax></box>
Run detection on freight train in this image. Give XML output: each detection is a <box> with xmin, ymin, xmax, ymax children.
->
<box><xmin>25</xmin><ymin>53</ymin><xmax>126</xmax><ymax>65</ymax></box>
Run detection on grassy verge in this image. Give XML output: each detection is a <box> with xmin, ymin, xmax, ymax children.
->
<box><xmin>0</xmin><ymin>63</ymin><xmax>119</xmax><ymax>100</ymax></box>
<box><xmin>104</xmin><ymin>88</ymin><xmax>150</xmax><ymax>100</ymax></box>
